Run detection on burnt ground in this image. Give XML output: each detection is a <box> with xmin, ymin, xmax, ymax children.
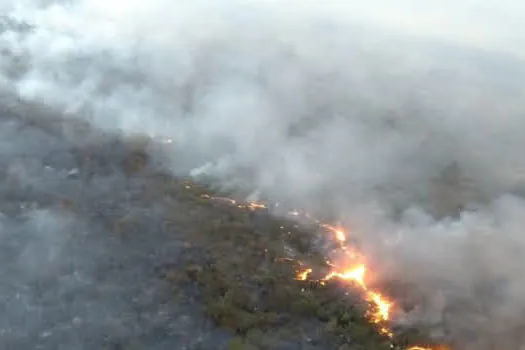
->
<box><xmin>0</xmin><ymin>99</ymin><xmax>438</xmax><ymax>350</ymax></box>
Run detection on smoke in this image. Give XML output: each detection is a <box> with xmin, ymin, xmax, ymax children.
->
<box><xmin>2</xmin><ymin>1</ymin><xmax>525</xmax><ymax>348</ymax></box>
<box><xmin>0</xmin><ymin>106</ymin><xmax>230</xmax><ymax>349</ymax></box>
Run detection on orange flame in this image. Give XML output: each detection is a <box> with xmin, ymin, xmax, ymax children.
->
<box><xmin>321</xmin><ymin>223</ymin><xmax>347</xmax><ymax>242</ymax></box>
<box><xmin>296</xmin><ymin>268</ymin><xmax>313</xmax><ymax>281</ymax></box>
<box><xmin>324</xmin><ymin>264</ymin><xmax>366</xmax><ymax>288</ymax></box>
<box><xmin>189</xmin><ymin>182</ymin><xmax>448</xmax><ymax>350</ymax></box>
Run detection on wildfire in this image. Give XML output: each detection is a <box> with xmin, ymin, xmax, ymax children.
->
<box><xmin>299</xmin><ymin>237</ymin><xmax>394</xmax><ymax>333</ymax></box>
<box><xmin>189</xmin><ymin>182</ymin><xmax>448</xmax><ymax>350</ymax></box>
<box><xmin>297</xmin><ymin>268</ymin><xmax>313</xmax><ymax>281</ymax></box>
<box><xmin>321</xmin><ymin>223</ymin><xmax>347</xmax><ymax>243</ymax></box>
<box><xmin>324</xmin><ymin>264</ymin><xmax>366</xmax><ymax>288</ymax></box>
<box><xmin>320</xmin><ymin>262</ymin><xmax>392</xmax><ymax>336</ymax></box>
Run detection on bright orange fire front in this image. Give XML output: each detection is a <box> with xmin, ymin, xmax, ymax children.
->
<box><xmin>192</xmin><ymin>186</ymin><xmax>448</xmax><ymax>350</ymax></box>
<box><xmin>319</xmin><ymin>263</ymin><xmax>393</xmax><ymax>337</ymax></box>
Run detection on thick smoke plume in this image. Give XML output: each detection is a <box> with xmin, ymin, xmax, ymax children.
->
<box><xmin>2</xmin><ymin>1</ymin><xmax>525</xmax><ymax>348</ymax></box>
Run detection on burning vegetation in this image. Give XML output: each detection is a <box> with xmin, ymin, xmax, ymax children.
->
<box><xmin>0</xmin><ymin>98</ymin><xmax>454</xmax><ymax>349</ymax></box>
<box><xmin>159</xmin><ymin>175</ymin><xmax>451</xmax><ymax>350</ymax></box>
<box><xmin>3</xmin><ymin>92</ymin><xmax>510</xmax><ymax>349</ymax></box>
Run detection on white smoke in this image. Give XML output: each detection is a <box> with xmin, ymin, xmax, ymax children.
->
<box><xmin>2</xmin><ymin>1</ymin><xmax>525</xmax><ymax>348</ymax></box>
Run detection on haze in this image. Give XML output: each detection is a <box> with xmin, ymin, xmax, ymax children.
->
<box><xmin>2</xmin><ymin>1</ymin><xmax>525</xmax><ymax>349</ymax></box>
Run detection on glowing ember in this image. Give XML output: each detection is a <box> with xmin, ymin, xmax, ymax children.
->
<box><xmin>186</xmin><ymin>181</ymin><xmax>448</xmax><ymax>350</ymax></box>
<box><xmin>321</xmin><ymin>223</ymin><xmax>347</xmax><ymax>242</ymax></box>
<box><xmin>245</xmin><ymin>202</ymin><xmax>267</xmax><ymax>210</ymax></box>
<box><xmin>296</xmin><ymin>268</ymin><xmax>313</xmax><ymax>281</ymax></box>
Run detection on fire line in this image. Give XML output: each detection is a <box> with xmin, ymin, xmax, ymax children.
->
<box><xmin>186</xmin><ymin>182</ymin><xmax>448</xmax><ymax>350</ymax></box>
